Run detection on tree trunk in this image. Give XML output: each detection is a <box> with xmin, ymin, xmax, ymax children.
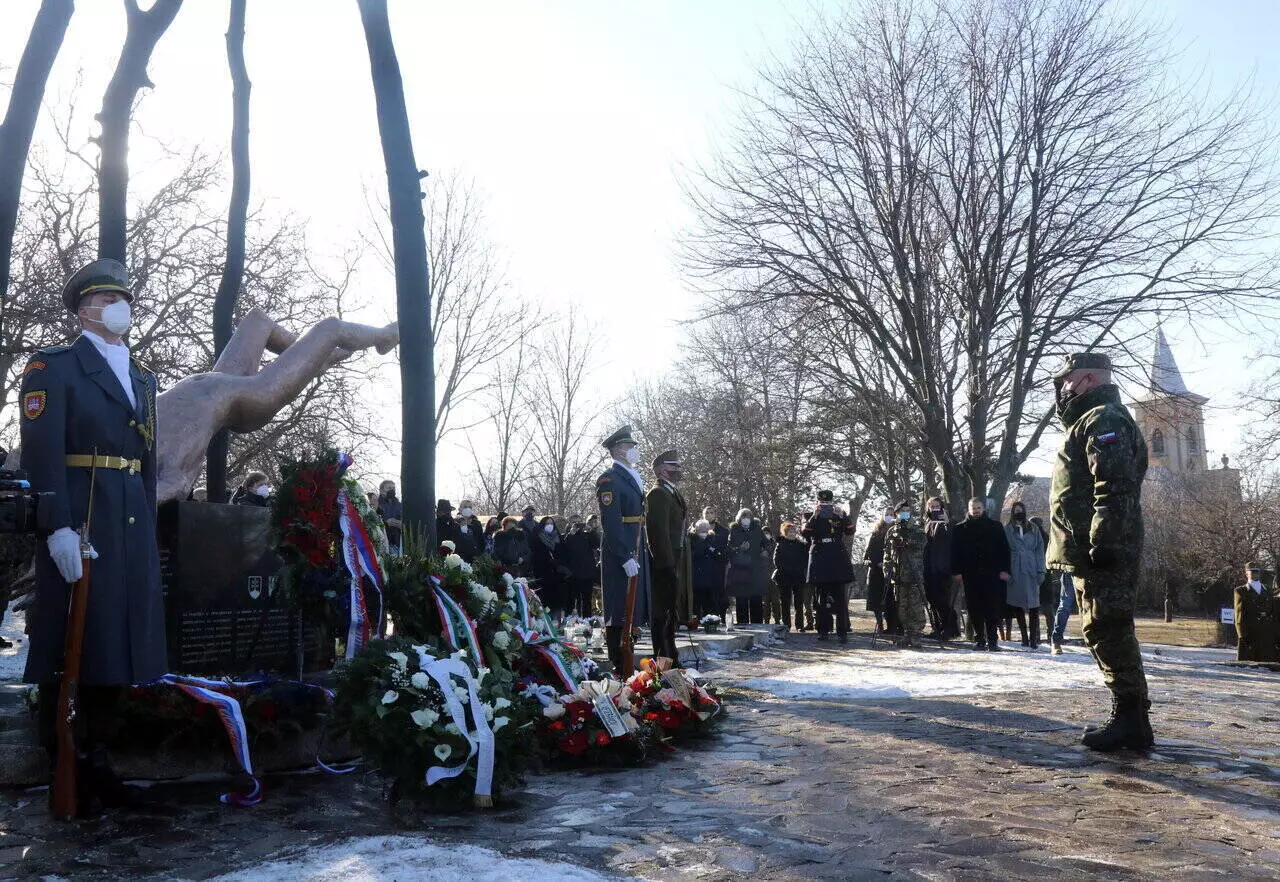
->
<box><xmin>357</xmin><ymin>0</ymin><xmax>435</xmax><ymax>546</ymax></box>
<box><xmin>206</xmin><ymin>0</ymin><xmax>251</xmax><ymax>504</ymax></box>
<box><xmin>0</xmin><ymin>0</ymin><xmax>74</xmax><ymax>300</ymax></box>
<box><xmin>96</xmin><ymin>0</ymin><xmax>183</xmax><ymax>262</ymax></box>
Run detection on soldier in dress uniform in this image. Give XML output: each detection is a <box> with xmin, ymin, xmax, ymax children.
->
<box><xmin>1234</xmin><ymin>563</ymin><xmax>1280</xmax><ymax>663</ymax></box>
<box><xmin>1046</xmin><ymin>352</ymin><xmax>1152</xmax><ymax>751</ymax></box>
<box><xmin>802</xmin><ymin>490</ymin><xmax>855</xmax><ymax>643</ymax></box>
<box><xmin>645</xmin><ymin>449</ymin><xmax>689</xmax><ymax>665</ymax></box>
<box><xmin>885</xmin><ymin>498</ymin><xmax>928</xmax><ymax>649</ymax></box>
<box><xmin>21</xmin><ymin>258</ymin><xmax>164</xmax><ymax>813</ymax></box>
<box><xmin>595</xmin><ymin>426</ymin><xmax>650</xmax><ymax>675</ymax></box>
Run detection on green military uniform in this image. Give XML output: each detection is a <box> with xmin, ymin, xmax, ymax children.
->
<box><xmin>1234</xmin><ymin>578</ymin><xmax>1280</xmax><ymax>663</ymax></box>
<box><xmin>1047</xmin><ymin>352</ymin><xmax>1152</xmax><ymax>750</ymax></box>
<box><xmin>885</xmin><ymin>511</ymin><xmax>927</xmax><ymax>646</ymax></box>
<box><xmin>644</xmin><ymin>449</ymin><xmax>689</xmax><ymax>664</ymax></box>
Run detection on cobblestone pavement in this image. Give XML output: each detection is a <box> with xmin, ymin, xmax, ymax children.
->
<box><xmin>2</xmin><ymin>630</ymin><xmax>1278</xmax><ymax>880</ymax></box>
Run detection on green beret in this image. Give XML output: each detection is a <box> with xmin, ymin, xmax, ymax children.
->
<box><xmin>601</xmin><ymin>425</ymin><xmax>637</xmax><ymax>449</ymax></box>
<box><xmin>62</xmin><ymin>258</ymin><xmax>133</xmax><ymax>313</ymax></box>
<box><xmin>1053</xmin><ymin>352</ymin><xmax>1112</xmax><ymax>380</ymax></box>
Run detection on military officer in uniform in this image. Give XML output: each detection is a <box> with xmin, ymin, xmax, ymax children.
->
<box><xmin>1047</xmin><ymin>352</ymin><xmax>1153</xmax><ymax>751</ymax></box>
<box><xmin>595</xmin><ymin>426</ymin><xmax>650</xmax><ymax>676</ymax></box>
<box><xmin>1234</xmin><ymin>563</ymin><xmax>1280</xmax><ymax>663</ymax></box>
<box><xmin>21</xmin><ymin>258</ymin><xmax>164</xmax><ymax>812</ymax></box>
<box><xmin>645</xmin><ymin>449</ymin><xmax>689</xmax><ymax>665</ymax></box>
<box><xmin>802</xmin><ymin>490</ymin><xmax>855</xmax><ymax>643</ymax></box>
<box><xmin>885</xmin><ymin>499</ymin><xmax>928</xmax><ymax>648</ymax></box>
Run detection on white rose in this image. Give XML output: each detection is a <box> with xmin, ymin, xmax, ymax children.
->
<box><xmin>445</xmin><ymin>723</ymin><xmax>461</xmax><ymax>735</ymax></box>
<box><xmin>444</xmin><ymin>553</ymin><xmax>464</xmax><ymax>569</ymax></box>
<box><xmin>483</xmin><ymin>704</ymin><xmax>495</xmax><ymax>721</ymax></box>
<box><xmin>477</xmin><ymin>667</ymin><xmax>492</xmax><ymax>684</ymax></box>
<box><xmin>502</xmin><ymin>573</ymin><xmax>514</xmax><ymax>586</ymax></box>
<box><xmin>492</xmin><ymin>631</ymin><xmax>511</xmax><ymax>651</ymax></box>
<box><xmin>387</xmin><ymin>651</ymin><xmax>408</xmax><ymax>671</ymax></box>
<box><xmin>493</xmin><ymin>697</ymin><xmax>512</xmax><ymax>710</ymax></box>
<box><xmin>410</xmin><ymin>672</ymin><xmax>430</xmax><ymax>689</ymax></box>
<box><xmin>493</xmin><ymin>716</ymin><xmax>509</xmax><ymax>732</ymax></box>
<box><xmin>410</xmin><ymin>708</ymin><xmax>439</xmax><ymax>729</ymax></box>
<box><xmin>434</xmin><ymin>743</ymin><xmax>452</xmax><ymax>761</ymax></box>
<box><xmin>454</xmin><ymin>686</ymin><xmax>470</xmax><ymax>702</ymax></box>
<box><xmin>543</xmin><ymin>703</ymin><xmax>566</xmax><ymax>720</ymax></box>
<box><xmin>381</xmin><ymin>690</ymin><xmax>399</xmax><ymax>705</ymax></box>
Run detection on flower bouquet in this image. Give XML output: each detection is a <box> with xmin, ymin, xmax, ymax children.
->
<box><xmin>536</xmin><ymin>678</ymin><xmax>657</xmax><ymax>764</ymax></box>
<box><xmin>700</xmin><ymin>614</ymin><xmax>722</xmax><ymax>634</ymax></box>
<box><xmin>625</xmin><ymin>657</ymin><xmax>724</xmax><ymax>740</ymax></box>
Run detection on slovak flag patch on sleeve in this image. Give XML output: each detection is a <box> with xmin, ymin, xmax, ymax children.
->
<box><xmin>1096</xmin><ymin>431</ymin><xmax>1118</xmax><ymax>443</ymax></box>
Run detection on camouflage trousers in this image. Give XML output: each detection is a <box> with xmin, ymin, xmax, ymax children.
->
<box><xmin>1075</xmin><ymin>569</ymin><xmax>1149</xmax><ymax>701</ymax></box>
<box><xmin>895</xmin><ymin>580</ymin><xmax>928</xmax><ymax>637</ymax></box>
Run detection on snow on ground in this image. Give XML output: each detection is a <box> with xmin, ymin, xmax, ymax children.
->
<box><xmin>744</xmin><ymin>643</ymin><xmax>1109</xmax><ymax>700</ymax></box>
<box><xmin>197</xmin><ymin>835</ymin><xmax>626</xmax><ymax>882</ymax></box>
<box><xmin>0</xmin><ymin>605</ymin><xmax>26</xmax><ymax>682</ymax></box>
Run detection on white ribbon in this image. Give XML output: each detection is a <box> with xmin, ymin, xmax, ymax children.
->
<box><xmin>413</xmin><ymin>650</ymin><xmax>495</xmax><ymax>800</ymax></box>
<box><xmin>520</xmin><ymin>682</ymin><xmax>561</xmax><ymax>708</ymax></box>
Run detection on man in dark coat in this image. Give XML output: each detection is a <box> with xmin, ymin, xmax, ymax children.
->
<box><xmin>1047</xmin><ymin>352</ymin><xmax>1152</xmax><ymax>751</ymax></box>
<box><xmin>923</xmin><ymin>496</ymin><xmax>959</xmax><ymax>640</ymax></box>
<box><xmin>701</xmin><ymin>506</ymin><xmax>730</xmax><ymax>618</ymax></box>
<box><xmin>951</xmin><ymin>497</ymin><xmax>1011</xmax><ymax>651</ymax></box>
<box><xmin>864</xmin><ymin>508</ymin><xmax>893</xmax><ymax>634</ymax></box>
<box><xmin>376</xmin><ymin>480</ymin><xmax>403</xmax><ymax>551</ymax></box>
<box><xmin>436</xmin><ymin>499</ymin><xmax>462</xmax><ymax>550</ymax></box>
<box><xmin>518</xmin><ymin>505</ymin><xmax>539</xmax><ymax>544</ymax></box>
<box><xmin>1234</xmin><ymin>563</ymin><xmax>1280</xmax><ymax>663</ymax></box>
<box><xmin>21</xmin><ymin>258</ymin><xmax>164</xmax><ymax>812</ymax></box>
<box><xmin>645</xmin><ymin>449</ymin><xmax>689</xmax><ymax>664</ymax></box>
<box><xmin>803</xmin><ymin>490</ymin><xmax>855</xmax><ymax>643</ymax></box>
<box><xmin>559</xmin><ymin>516</ymin><xmax>600</xmax><ymax>617</ymax></box>
<box><xmin>596</xmin><ymin>426</ymin><xmax>650</xmax><ymax>675</ymax></box>
<box><xmin>454</xmin><ymin>499</ymin><xmax>485</xmax><ymax>563</ymax></box>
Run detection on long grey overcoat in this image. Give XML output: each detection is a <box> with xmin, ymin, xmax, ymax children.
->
<box><xmin>1004</xmin><ymin>522</ymin><xmax>1045</xmax><ymax>610</ymax></box>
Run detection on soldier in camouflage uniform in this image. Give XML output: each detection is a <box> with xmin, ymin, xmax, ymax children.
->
<box><xmin>885</xmin><ymin>499</ymin><xmax>928</xmax><ymax>649</ymax></box>
<box><xmin>1047</xmin><ymin>352</ymin><xmax>1153</xmax><ymax>751</ymax></box>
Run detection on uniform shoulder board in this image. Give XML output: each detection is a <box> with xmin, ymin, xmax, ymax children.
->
<box><xmin>36</xmin><ymin>343</ymin><xmax>73</xmax><ymax>356</ymax></box>
<box><xmin>597</xmin><ymin>474</ymin><xmax>614</xmax><ymax>486</ymax></box>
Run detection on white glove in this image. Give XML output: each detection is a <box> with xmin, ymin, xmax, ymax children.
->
<box><xmin>622</xmin><ymin>558</ymin><xmax>640</xmax><ymax>578</ymax></box>
<box><xmin>47</xmin><ymin>527</ymin><xmax>83</xmax><ymax>583</ymax></box>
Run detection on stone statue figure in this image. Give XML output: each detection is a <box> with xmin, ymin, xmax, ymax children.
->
<box><xmin>156</xmin><ymin>308</ymin><xmax>399</xmax><ymax>503</ymax></box>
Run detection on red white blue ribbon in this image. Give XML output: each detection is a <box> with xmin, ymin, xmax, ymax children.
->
<box><xmin>159</xmin><ymin>675</ymin><xmax>262</xmax><ymax>806</ymax></box>
<box><xmin>338</xmin><ymin>488</ymin><xmax>386</xmax><ymax>659</ymax></box>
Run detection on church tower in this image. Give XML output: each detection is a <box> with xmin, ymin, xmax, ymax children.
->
<box><xmin>1129</xmin><ymin>328</ymin><xmax>1208</xmax><ymax>473</ymax></box>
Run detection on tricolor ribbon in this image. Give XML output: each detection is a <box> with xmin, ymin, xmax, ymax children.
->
<box><xmin>158</xmin><ymin>675</ymin><xmax>262</xmax><ymax>806</ymax></box>
<box><xmin>412</xmin><ymin>649</ymin><xmax>495</xmax><ymax>803</ymax></box>
<box><xmin>514</xmin><ymin>623</ymin><xmax>584</xmax><ymax>695</ymax></box>
<box><xmin>338</xmin><ymin>488</ymin><xmax>386</xmax><ymax>659</ymax></box>
<box><xmin>429</xmin><ymin>577</ymin><xmax>482</xmax><ymax>660</ymax></box>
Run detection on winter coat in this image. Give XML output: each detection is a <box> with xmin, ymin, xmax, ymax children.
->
<box><xmin>1004</xmin><ymin>521</ymin><xmax>1045</xmax><ymax>609</ymax></box>
<box><xmin>951</xmin><ymin>515</ymin><xmax>1011</xmax><ymax>617</ymax></box>
<box><xmin>1235</xmin><ymin>583</ymin><xmax>1280</xmax><ymax>663</ymax></box>
<box><xmin>922</xmin><ymin>517</ymin><xmax>953</xmax><ymax>579</ymax></box>
<box><xmin>803</xmin><ymin>506</ymin><xmax>855</xmax><ymax>584</ymax></box>
<box><xmin>437</xmin><ymin>515</ymin><xmax>462</xmax><ymax>549</ymax></box>
<box><xmin>377</xmin><ymin>494</ymin><xmax>403</xmax><ymax>548</ymax></box>
<box><xmin>772</xmin><ymin>536</ymin><xmax>808</xmax><ymax>587</ymax></box>
<box><xmin>455</xmin><ymin>517</ymin><xmax>486</xmax><ymax>562</ymax></box>
<box><xmin>492</xmin><ymin>528</ymin><xmax>531</xmax><ymax>575</ymax></box>
<box><xmin>864</xmin><ymin>521</ymin><xmax>890</xmax><ymax>612</ymax></box>
<box><xmin>559</xmin><ymin>527</ymin><xmax>600</xmax><ymax>581</ymax></box>
<box><xmin>726</xmin><ymin>520</ymin><xmax>767</xmax><ymax>597</ymax></box>
<box><xmin>690</xmin><ymin>532</ymin><xmax>723</xmax><ymax>589</ymax></box>
<box><xmin>531</xmin><ymin>528</ymin><xmax>568</xmax><ymax>608</ymax></box>
<box><xmin>232</xmin><ymin>489</ymin><xmax>268</xmax><ymax>507</ymax></box>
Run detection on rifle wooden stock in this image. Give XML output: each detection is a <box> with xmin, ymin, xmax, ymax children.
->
<box><xmin>52</xmin><ymin>555</ymin><xmax>91</xmax><ymax>821</ymax></box>
<box><xmin>617</xmin><ymin>517</ymin><xmax>646</xmax><ymax>677</ymax></box>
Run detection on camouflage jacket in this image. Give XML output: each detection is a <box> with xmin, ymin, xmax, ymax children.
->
<box><xmin>1047</xmin><ymin>384</ymin><xmax>1147</xmax><ymax>572</ymax></box>
<box><xmin>885</xmin><ymin>519</ymin><xmax>926</xmax><ymax>586</ymax></box>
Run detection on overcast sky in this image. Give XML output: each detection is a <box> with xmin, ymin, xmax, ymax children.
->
<box><xmin>4</xmin><ymin>0</ymin><xmax>1279</xmax><ymax>500</ymax></box>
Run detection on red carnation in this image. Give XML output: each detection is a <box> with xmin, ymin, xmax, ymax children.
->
<box><xmin>594</xmin><ymin>731</ymin><xmax>612</xmax><ymax>747</ymax></box>
<box><xmin>549</xmin><ymin>720</ymin><xmax>567</xmax><ymax>733</ymax></box>
<box><xmin>560</xmin><ymin>730</ymin><xmax>588</xmax><ymax>755</ymax></box>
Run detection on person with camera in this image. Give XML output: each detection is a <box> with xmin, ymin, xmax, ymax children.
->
<box><xmin>20</xmin><ymin>259</ymin><xmax>165</xmax><ymax>814</ymax></box>
<box><xmin>802</xmin><ymin>490</ymin><xmax>855</xmax><ymax>643</ymax></box>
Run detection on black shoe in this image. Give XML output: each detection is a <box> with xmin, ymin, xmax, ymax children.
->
<box><xmin>974</xmin><ymin>642</ymin><xmax>989</xmax><ymax>651</ymax></box>
<box><xmin>1082</xmin><ymin>697</ymin><xmax>1153</xmax><ymax>751</ymax></box>
<box><xmin>87</xmin><ymin>745</ymin><xmax>137</xmax><ymax>809</ymax></box>
<box><xmin>838</xmin><ymin>633</ymin><xmax>848</xmax><ymax>645</ymax></box>
<box><xmin>988</xmin><ymin>643</ymin><xmax>1001</xmax><ymax>651</ymax></box>
<box><xmin>817</xmin><ymin>633</ymin><xmax>829</xmax><ymax>641</ymax></box>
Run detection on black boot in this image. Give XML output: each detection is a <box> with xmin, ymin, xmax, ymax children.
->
<box><xmin>87</xmin><ymin>744</ymin><xmax>136</xmax><ymax>809</ymax></box>
<box><xmin>1082</xmin><ymin>696</ymin><xmax>1153</xmax><ymax>751</ymax></box>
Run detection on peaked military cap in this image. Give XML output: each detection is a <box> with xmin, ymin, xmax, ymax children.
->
<box><xmin>62</xmin><ymin>258</ymin><xmax>133</xmax><ymax>313</ymax></box>
<box><xmin>601</xmin><ymin>425</ymin><xmax>637</xmax><ymax>449</ymax></box>
<box><xmin>1246</xmin><ymin>562</ymin><xmax>1262</xmax><ymax>573</ymax></box>
<box><xmin>651</xmin><ymin>449</ymin><xmax>680</xmax><ymax>472</ymax></box>
<box><xmin>816</xmin><ymin>489</ymin><xmax>834</xmax><ymax>502</ymax></box>
<box><xmin>1053</xmin><ymin>352</ymin><xmax>1112</xmax><ymax>380</ymax></box>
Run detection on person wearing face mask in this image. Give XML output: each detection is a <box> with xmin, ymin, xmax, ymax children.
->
<box><xmin>802</xmin><ymin>491</ymin><xmax>855</xmax><ymax>643</ymax></box>
<box><xmin>951</xmin><ymin>497</ymin><xmax>1011</xmax><ymax>651</ymax></box>
<box><xmin>884</xmin><ymin>499</ymin><xmax>928</xmax><ymax>648</ymax></box>
<box><xmin>772</xmin><ymin>521</ymin><xmax>809</xmax><ymax>631</ymax></box>
<box><xmin>231</xmin><ymin>471</ymin><xmax>271</xmax><ymax>507</ymax></box>
<box><xmin>436</xmin><ymin>499</ymin><xmax>462</xmax><ymax>551</ymax></box>
<box><xmin>1234</xmin><ymin>564</ymin><xmax>1280</xmax><ymax>663</ymax></box>
<box><xmin>530</xmin><ymin>516</ymin><xmax>569</xmax><ymax>622</ymax></box>
<box><xmin>559</xmin><ymin>516</ymin><xmax>600</xmax><ymax>616</ymax></box>
<box><xmin>689</xmin><ymin>519</ymin><xmax>724</xmax><ymax>618</ymax></box>
<box><xmin>644</xmin><ymin>450</ymin><xmax>690</xmax><ymax>664</ymax></box>
<box><xmin>454</xmin><ymin>499</ymin><xmax>485</xmax><ymax>563</ymax></box>
<box><xmin>700</xmin><ymin>506</ymin><xmax>731</xmax><ymax>621</ymax></box>
<box><xmin>1003</xmin><ymin>501</ymin><xmax>1045</xmax><ymax>648</ymax></box>
<box><xmin>922</xmin><ymin>496</ymin><xmax>960</xmax><ymax>641</ymax></box>
<box><xmin>19</xmin><ymin>258</ymin><xmax>164</xmax><ymax>814</ymax></box>
<box><xmin>376</xmin><ymin>481</ymin><xmax>403</xmax><ymax>553</ymax></box>
<box><xmin>727</xmin><ymin>509</ymin><xmax>767</xmax><ymax>624</ymax></box>
<box><xmin>864</xmin><ymin>507</ymin><xmax>895</xmax><ymax>635</ymax></box>
<box><xmin>1047</xmin><ymin>352</ymin><xmax>1152</xmax><ymax>751</ymax></box>
<box><xmin>595</xmin><ymin>425</ymin><xmax>650</xmax><ymax>675</ymax></box>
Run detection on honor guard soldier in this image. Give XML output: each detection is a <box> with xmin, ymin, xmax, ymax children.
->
<box><xmin>21</xmin><ymin>259</ymin><xmax>164</xmax><ymax>813</ymax></box>
<box><xmin>1047</xmin><ymin>352</ymin><xmax>1152</xmax><ymax>751</ymax></box>
<box><xmin>596</xmin><ymin>426</ymin><xmax>651</xmax><ymax>675</ymax></box>
<box><xmin>802</xmin><ymin>490</ymin><xmax>855</xmax><ymax>643</ymax></box>
<box><xmin>645</xmin><ymin>449</ymin><xmax>690</xmax><ymax>665</ymax></box>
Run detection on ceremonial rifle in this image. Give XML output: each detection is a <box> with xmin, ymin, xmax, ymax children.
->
<box><xmin>618</xmin><ymin>504</ymin><xmax>645</xmax><ymax>677</ymax></box>
<box><xmin>52</xmin><ymin>452</ymin><xmax>99</xmax><ymax>821</ymax></box>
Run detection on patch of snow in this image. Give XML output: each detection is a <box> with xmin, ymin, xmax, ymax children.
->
<box><xmin>0</xmin><ymin>605</ymin><xmax>27</xmax><ymax>682</ymax></box>
<box><xmin>744</xmin><ymin>644</ymin><xmax>1105</xmax><ymax>700</ymax></box>
<box><xmin>199</xmin><ymin>835</ymin><xmax>626</xmax><ymax>882</ymax></box>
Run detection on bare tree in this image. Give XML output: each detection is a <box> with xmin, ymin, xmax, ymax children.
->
<box><xmin>207</xmin><ymin>0</ymin><xmax>252</xmax><ymax>502</ymax></box>
<box><xmin>0</xmin><ymin>0</ymin><xmax>74</xmax><ymax>301</ymax></box>
<box><xmin>469</xmin><ymin>318</ymin><xmax>538</xmax><ymax>516</ymax></box>
<box><xmin>96</xmin><ymin>0</ymin><xmax>183</xmax><ymax>260</ymax></box>
<box><xmin>685</xmin><ymin>0</ymin><xmax>1279</xmax><ymax>510</ymax></box>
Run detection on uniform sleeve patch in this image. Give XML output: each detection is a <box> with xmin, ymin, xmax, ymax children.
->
<box><xmin>1096</xmin><ymin>432</ymin><xmax>1118</xmax><ymax>443</ymax></box>
<box><xmin>22</xmin><ymin>390</ymin><xmax>46</xmax><ymax>420</ymax></box>
<box><xmin>22</xmin><ymin>361</ymin><xmax>46</xmax><ymax>375</ymax></box>
<box><xmin>600</xmin><ymin>491</ymin><xmax>613</xmax><ymax>506</ymax></box>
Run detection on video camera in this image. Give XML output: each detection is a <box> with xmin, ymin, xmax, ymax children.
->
<box><xmin>0</xmin><ymin>469</ymin><xmax>55</xmax><ymax>534</ymax></box>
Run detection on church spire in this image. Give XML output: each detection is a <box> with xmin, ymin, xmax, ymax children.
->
<box><xmin>1151</xmin><ymin>325</ymin><xmax>1191</xmax><ymax>396</ymax></box>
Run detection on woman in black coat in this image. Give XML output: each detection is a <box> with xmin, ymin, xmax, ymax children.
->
<box><xmin>558</xmin><ymin>519</ymin><xmax>600</xmax><ymax>616</ymax></box>
<box><xmin>530</xmin><ymin>515</ymin><xmax>568</xmax><ymax>619</ymax></box>
<box><xmin>230</xmin><ymin>471</ymin><xmax>270</xmax><ymax>507</ymax></box>
<box><xmin>863</xmin><ymin>507</ymin><xmax>894</xmax><ymax>634</ymax></box>
<box><xmin>772</xmin><ymin>521</ymin><xmax>809</xmax><ymax>631</ymax></box>
<box><xmin>689</xmin><ymin>520</ymin><xmax>725</xmax><ymax>618</ymax></box>
<box><xmin>726</xmin><ymin>509</ymin><xmax>767</xmax><ymax>624</ymax></box>
<box><xmin>492</xmin><ymin>517</ymin><xmax>531</xmax><ymax>576</ymax></box>
<box><xmin>950</xmin><ymin>498</ymin><xmax>1012</xmax><ymax>650</ymax></box>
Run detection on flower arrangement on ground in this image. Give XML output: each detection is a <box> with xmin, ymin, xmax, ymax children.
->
<box><xmin>700</xmin><ymin>614</ymin><xmax>722</xmax><ymax>633</ymax></box>
<box><xmin>626</xmin><ymin>657</ymin><xmax>724</xmax><ymax>739</ymax></box>
<box><xmin>536</xmin><ymin>679</ymin><xmax>658</xmax><ymax>764</ymax></box>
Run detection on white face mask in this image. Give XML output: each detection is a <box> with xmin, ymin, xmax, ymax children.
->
<box><xmin>883</xmin><ymin>515</ymin><xmax>895</xmax><ymax>524</ymax></box>
<box><xmin>543</xmin><ymin>524</ymin><xmax>556</xmax><ymax>533</ymax></box>
<box><xmin>254</xmin><ymin>484</ymin><xmax>270</xmax><ymax>498</ymax></box>
<box><xmin>624</xmin><ymin>446</ymin><xmax>641</xmax><ymax>465</ymax></box>
<box><xmin>90</xmin><ymin>300</ymin><xmax>132</xmax><ymax>335</ymax></box>
<box><xmin>460</xmin><ymin>508</ymin><xmax>473</xmax><ymax>517</ymax></box>
<box><xmin>739</xmin><ymin>518</ymin><xmax>751</xmax><ymax>528</ymax></box>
